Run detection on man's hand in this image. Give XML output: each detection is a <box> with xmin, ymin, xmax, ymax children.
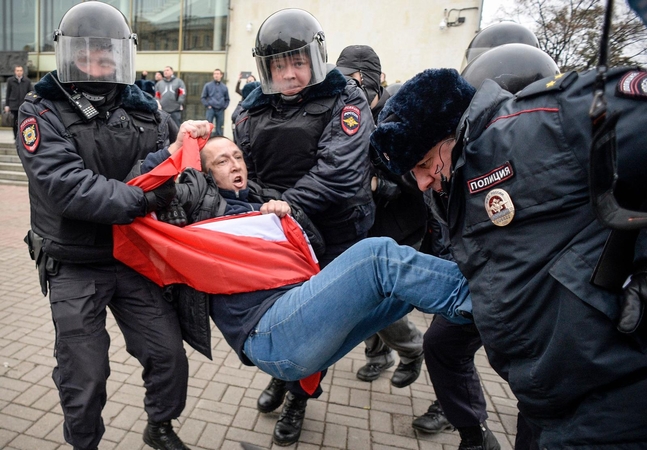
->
<box><xmin>168</xmin><ymin>120</ymin><xmax>212</xmax><ymax>155</ymax></box>
<box><xmin>617</xmin><ymin>269</ymin><xmax>647</xmax><ymax>333</ymax></box>
<box><xmin>371</xmin><ymin>174</ymin><xmax>401</xmax><ymax>203</ymax></box>
<box><xmin>144</xmin><ymin>178</ymin><xmax>176</xmax><ymax>213</ymax></box>
<box><xmin>157</xmin><ymin>198</ymin><xmax>187</xmax><ymax>227</ymax></box>
<box><xmin>260</xmin><ymin>200</ymin><xmax>291</xmax><ymax>218</ymax></box>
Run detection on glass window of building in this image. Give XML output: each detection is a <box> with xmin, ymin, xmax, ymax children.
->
<box><xmin>1</xmin><ymin>0</ymin><xmax>37</xmax><ymax>52</ymax></box>
<box><xmin>40</xmin><ymin>0</ymin><xmax>78</xmax><ymax>52</ymax></box>
<box><xmin>101</xmin><ymin>0</ymin><xmax>131</xmax><ymax>19</ymax></box>
<box><xmin>134</xmin><ymin>0</ymin><xmax>180</xmax><ymax>51</ymax></box>
<box><xmin>183</xmin><ymin>0</ymin><xmax>228</xmax><ymax>51</ymax></box>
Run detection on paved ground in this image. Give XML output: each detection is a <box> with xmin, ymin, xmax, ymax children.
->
<box><xmin>0</xmin><ymin>126</ymin><xmax>519</xmax><ymax>450</ymax></box>
<box><xmin>0</xmin><ymin>127</ymin><xmax>14</xmax><ymax>145</ymax></box>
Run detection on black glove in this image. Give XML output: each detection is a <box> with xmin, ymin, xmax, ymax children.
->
<box><xmin>144</xmin><ymin>178</ymin><xmax>177</xmax><ymax>213</ymax></box>
<box><xmin>157</xmin><ymin>197</ymin><xmax>188</xmax><ymax>227</ymax></box>
<box><xmin>373</xmin><ymin>174</ymin><xmax>401</xmax><ymax>203</ymax></box>
<box><xmin>617</xmin><ymin>268</ymin><xmax>647</xmax><ymax>333</ymax></box>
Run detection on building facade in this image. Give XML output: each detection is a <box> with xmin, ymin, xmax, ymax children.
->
<box><xmin>1</xmin><ymin>0</ymin><xmax>482</xmax><ymax>136</ymax></box>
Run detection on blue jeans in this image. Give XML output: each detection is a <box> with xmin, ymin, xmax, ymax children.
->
<box><xmin>206</xmin><ymin>107</ymin><xmax>225</xmax><ymax>136</ymax></box>
<box><xmin>243</xmin><ymin>237</ymin><xmax>472</xmax><ymax>381</ymax></box>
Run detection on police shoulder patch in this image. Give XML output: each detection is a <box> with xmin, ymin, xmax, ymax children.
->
<box><xmin>616</xmin><ymin>70</ymin><xmax>647</xmax><ymax>100</ymax></box>
<box><xmin>20</xmin><ymin>117</ymin><xmax>40</xmax><ymax>153</ymax></box>
<box><xmin>341</xmin><ymin>105</ymin><xmax>361</xmax><ymax>136</ymax></box>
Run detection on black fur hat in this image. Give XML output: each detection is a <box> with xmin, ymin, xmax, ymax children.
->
<box><xmin>370</xmin><ymin>68</ymin><xmax>475</xmax><ymax>175</ymax></box>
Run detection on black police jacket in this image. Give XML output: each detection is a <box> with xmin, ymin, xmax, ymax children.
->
<box><xmin>17</xmin><ymin>72</ymin><xmax>172</xmax><ymax>263</ymax></box>
<box><xmin>438</xmin><ymin>67</ymin><xmax>647</xmax><ymax>445</ymax></box>
<box><xmin>234</xmin><ymin>68</ymin><xmax>375</xmax><ymax>246</ymax></box>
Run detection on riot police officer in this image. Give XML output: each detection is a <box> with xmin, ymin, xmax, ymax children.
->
<box><xmin>371</xmin><ymin>63</ymin><xmax>647</xmax><ymax>448</ymax></box>
<box><xmin>461</xmin><ymin>43</ymin><xmax>559</xmax><ymax>92</ymax></box>
<box><xmin>234</xmin><ymin>8</ymin><xmax>375</xmax><ymax>446</ymax></box>
<box><xmin>17</xmin><ymin>3</ymin><xmax>210</xmax><ymax>449</ymax></box>
<box><xmin>462</xmin><ymin>21</ymin><xmax>540</xmax><ymax>68</ymax></box>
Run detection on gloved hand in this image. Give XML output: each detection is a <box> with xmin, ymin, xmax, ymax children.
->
<box><xmin>144</xmin><ymin>178</ymin><xmax>177</xmax><ymax>213</ymax></box>
<box><xmin>157</xmin><ymin>197</ymin><xmax>188</xmax><ymax>227</ymax></box>
<box><xmin>617</xmin><ymin>268</ymin><xmax>647</xmax><ymax>333</ymax></box>
<box><xmin>372</xmin><ymin>174</ymin><xmax>401</xmax><ymax>203</ymax></box>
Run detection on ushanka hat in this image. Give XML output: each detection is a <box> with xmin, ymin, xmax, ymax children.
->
<box><xmin>370</xmin><ymin>68</ymin><xmax>475</xmax><ymax>175</ymax></box>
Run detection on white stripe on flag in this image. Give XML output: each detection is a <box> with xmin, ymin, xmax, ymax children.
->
<box><xmin>193</xmin><ymin>213</ymin><xmax>288</xmax><ymax>242</ymax></box>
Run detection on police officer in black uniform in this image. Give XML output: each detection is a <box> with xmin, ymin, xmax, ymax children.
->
<box><xmin>371</xmin><ymin>62</ymin><xmax>647</xmax><ymax>448</ymax></box>
<box><xmin>409</xmin><ymin>37</ymin><xmax>558</xmax><ymax>450</ymax></box>
<box><xmin>17</xmin><ymin>3</ymin><xmax>210</xmax><ymax>450</ymax></box>
<box><xmin>234</xmin><ymin>8</ymin><xmax>375</xmax><ymax>446</ymax></box>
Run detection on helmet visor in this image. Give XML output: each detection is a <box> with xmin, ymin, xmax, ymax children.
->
<box><xmin>255</xmin><ymin>40</ymin><xmax>327</xmax><ymax>95</ymax></box>
<box><xmin>56</xmin><ymin>36</ymin><xmax>136</xmax><ymax>85</ymax></box>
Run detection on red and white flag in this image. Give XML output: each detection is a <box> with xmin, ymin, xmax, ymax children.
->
<box><xmin>113</xmin><ymin>133</ymin><xmax>320</xmax><ymax>294</ymax></box>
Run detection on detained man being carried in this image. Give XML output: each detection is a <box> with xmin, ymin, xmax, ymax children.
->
<box><xmin>118</xmin><ymin>135</ymin><xmax>474</xmax><ymax>388</ymax></box>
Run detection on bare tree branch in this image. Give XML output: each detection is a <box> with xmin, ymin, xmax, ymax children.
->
<box><xmin>499</xmin><ymin>0</ymin><xmax>647</xmax><ymax>71</ymax></box>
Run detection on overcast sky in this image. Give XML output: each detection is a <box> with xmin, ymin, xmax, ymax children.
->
<box><xmin>481</xmin><ymin>0</ymin><xmax>505</xmax><ymax>25</ymax></box>
<box><xmin>480</xmin><ymin>0</ymin><xmax>534</xmax><ymax>27</ymax></box>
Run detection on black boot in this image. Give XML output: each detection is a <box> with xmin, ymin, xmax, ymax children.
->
<box><xmin>391</xmin><ymin>354</ymin><xmax>424</xmax><ymax>388</ymax></box>
<box><xmin>412</xmin><ymin>400</ymin><xmax>454</xmax><ymax>434</ymax></box>
<box><xmin>257</xmin><ymin>377</ymin><xmax>287</xmax><ymax>413</ymax></box>
<box><xmin>143</xmin><ymin>420</ymin><xmax>190</xmax><ymax>450</ymax></box>
<box><xmin>458</xmin><ymin>422</ymin><xmax>501</xmax><ymax>450</ymax></box>
<box><xmin>356</xmin><ymin>353</ymin><xmax>395</xmax><ymax>382</ymax></box>
<box><xmin>272</xmin><ymin>392</ymin><xmax>308</xmax><ymax>446</ymax></box>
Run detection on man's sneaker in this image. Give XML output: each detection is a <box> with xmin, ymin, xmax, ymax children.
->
<box><xmin>458</xmin><ymin>422</ymin><xmax>501</xmax><ymax>450</ymax></box>
<box><xmin>412</xmin><ymin>400</ymin><xmax>454</xmax><ymax>434</ymax></box>
<box><xmin>273</xmin><ymin>393</ymin><xmax>308</xmax><ymax>446</ymax></box>
<box><xmin>143</xmin><ymin>420</ymin><xmax>190</xmax><ymax>450</ymax></box>
<box><xmin>356</xmin><ymin>353</ymin><xmax>395</xmax><ymax>382</ymax></box>
<box><xmin>391</xmin><ymin>354</ymin><xmax>424</xmax><ymax>388</ymax></box>
<box><xmin>257</xmin><ymin>377</ymin><xmax>287</xmax><ymax>413</ymax></box>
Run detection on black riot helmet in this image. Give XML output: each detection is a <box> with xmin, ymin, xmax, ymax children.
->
<box><xmin>385</xmin><ymin>82</ymin><xmax>403</xmax><ymax>96</ymax></box>
<box><xmin>465</xmin><ymin>22</ymin><xmax>539</xmax><ymax>65</ymax></box>
<box><xmin>461</xmin><ymin>43</ymin><xmax>559</xmax><ymax>93</ymax></box>
<box><xmin>54</xmin><ymin>2</ymin><xmax>137</xmax><ymax>85</ymax></box>
<box><xmin>252</xmin><ymin>9</ymin><xmax>328</xmax><ymax>95</ymax></box>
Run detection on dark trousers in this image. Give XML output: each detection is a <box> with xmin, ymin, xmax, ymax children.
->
<box><xmin>206</xmin><ymin>107</ymin><xmax>225</xmax><ymax>136</ymax></box>
<box><xmin>11</xmin><ymin>109</ymin><xmax>18</xmax><ymax>139</ymax></box>
<box><xmin>169</xmin><ymin>110</ymin><xmax>182</xmax><ymax>127</ymax></box>
<box><xmin>48</xmin><ymin>261</ymin><xmax>188</xmax><ymax>449</ymax></box>
<box><xmin>424</xmin><ymin>315</ymin><xmax>487</xmax><ymax>428</ymax></box>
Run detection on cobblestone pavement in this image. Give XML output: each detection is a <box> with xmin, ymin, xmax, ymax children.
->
<box><xmin>0</xmin><ymin>179</ymin><xmax>520</xmax><ymax>450</ymax></box>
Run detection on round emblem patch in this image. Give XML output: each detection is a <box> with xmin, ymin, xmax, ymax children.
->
<box><xmin>20</xmin><ymin>117</ymin><xmax>40</xmax><ymax>153</ymax></box>
<box><xmin>484</xmin><ymin>188</ymin><xmax>515</xmax><ymax>226</ymax></box>
<box><xmin>341</xmin><ymin>105</ymin><xmax>361</xmax><ymax>136</ymax></box>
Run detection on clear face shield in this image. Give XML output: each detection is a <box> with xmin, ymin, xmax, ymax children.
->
<box><xmin>55</xmin><ymin>35</ymin><xmax>136</xmax><ymax>85</ymax></box>
<box><xmin>254</xmin><ymin>40</ymin><xmax>327</xmax><ymax>95</ymax></box>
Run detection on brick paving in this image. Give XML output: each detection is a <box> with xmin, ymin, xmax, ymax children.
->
<box><xmin>0</xmin><ymin>127</ymin><xmax>519</xmax><ymax>450</ymax></box>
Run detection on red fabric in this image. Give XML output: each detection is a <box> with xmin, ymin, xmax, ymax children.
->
<box><xmin>113</xmin><ymin>131</ymin><xmax>320</xmax><ymax>294</ymax></box>
<box><xmin>126</xmin><ymin>132</ymin><xmax>206</xmax><ymax>191</ymax></box>
<box><xmin>113</xmin><ymin>212</ymin><xmax>319</xmax><ymax>294</ymax></box>
<box><xmin>299</xmin><ymin>372</ymin><xmax>322</xmax><ymax>396</ymax></box>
